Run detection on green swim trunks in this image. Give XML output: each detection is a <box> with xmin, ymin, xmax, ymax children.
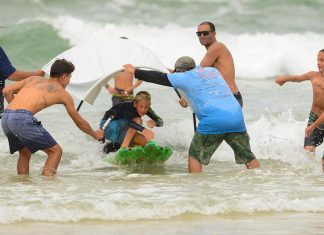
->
<box><xmin>189</xmin><ymin>131</ymin><xmax>256</xmax><ymax>165</ymax></box>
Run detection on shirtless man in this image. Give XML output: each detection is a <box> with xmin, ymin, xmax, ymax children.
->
<box><xmin>197</xmin><ymin>21</ymin><xmax>242</xmax><ymax>107</ymax></box>
<box><xmin>276</xmin><ymin>49</ymin><xmax>324</xmax><ymax>168</ymax></box>
<box><xmin>0</xmin><ymin>47</ymin><xmax>44</xmax><ymax>118</ymax></box>
<box><xmin>1</xmin><ymin>59</ymin><xmax>103</xmax><ymax>176</ymax></box>
<box><xmin>105</xmin><ymin>70</ymin><xmax>142</xmax><ymax>106</ymax></box>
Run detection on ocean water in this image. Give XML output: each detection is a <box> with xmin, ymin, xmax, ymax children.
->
<box><xmin>1</xmin><ymin>0</ymin><xmax>324</xmax><ymax>234</ymax></box>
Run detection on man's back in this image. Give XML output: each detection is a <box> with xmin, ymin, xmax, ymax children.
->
<box><xmin>7</xmin><ymin>76</ymin><xmax>67</xmax><ymax>114</ymax></box>
<box><xmin>167</xmin><ymin>66</ymin><xmax>245</xmax><ymax>134</ymax></box>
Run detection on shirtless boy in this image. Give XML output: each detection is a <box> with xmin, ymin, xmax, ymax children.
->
<box><xmin>105</xmin><ymin>36</ymin><xmax>143</xmax><ymax>106</ymax></box>
<box><xmin>276</xmin><ymin>49</ymin><xmax>324</xmax><ymax>168</ymax></box>
<box><xmin>197</xmin><ymin>21</ymin><xmax>242</xmax><ymax>107</ymax></box>
<box><xmin>1</xmin><ymin>59</ymin><xmax>103</xmax><ymax>176</ymax></box>
<box><xmin>105</xmin><ymin>70</ymin><xmax>142</xmax><ymax>106</ymax></box>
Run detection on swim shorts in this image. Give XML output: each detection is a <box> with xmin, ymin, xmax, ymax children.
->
<box><xmin>304</xmin><ymin>111</ymin><xmax>324</xmax><ymax>147</ymax></box>
<box><xmin>102</xmin><ymin>118</ymin><xmax>129</xmax><ymax>144</ymax></box>
<box><xmin>189</xmin><ymin>131</ymin><xmax>256</xmax><ymax>165</ymax></box>
<box><xmin>1</xmin><ymin>109</ymin><xmax>57</xmax><ymax>154</ymax></box>
<box><xmin>233</xmin><ymin>91</ymin><xmax>243</xmax><ymax>108</ymax></box>
<box><xmin>112</xmin><ymin>88</ymin><xmax>134</xmax><ymax>106</ymax></box>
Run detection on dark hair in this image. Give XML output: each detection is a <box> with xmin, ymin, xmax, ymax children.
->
<box><xmin>199</xmin><ymin>21</ymin><xmax>216</xmax><ymax>32</ymax></box>
<box><xmin>50</xmin><ymin>59</ymin><xmax>75</xmax><ymax>78</ymax></box>
<box><xmin>320</xmin><ymin>49</ymin><xmax>324</xmax><ymax>53</ymax></box>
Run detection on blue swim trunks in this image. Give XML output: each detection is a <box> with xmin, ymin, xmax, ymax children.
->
<box><xmin>100</xmin><ymin>118</ymin><xmax>129</xmax><ymax>144</ymax></box>
<box><xmin>1</xmin><ymin>109</ymin><xmax>57</xmax><ymax>154</ymax></box>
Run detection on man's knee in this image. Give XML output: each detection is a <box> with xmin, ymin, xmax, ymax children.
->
<box><xmin>44</xmin><ymin>144</ymin><xmax>63</xmax><ymax>157</ymax></box>
<box><xmin>52</xmin><ymin>144</ymin><xmax>63</xmax><ymax>156</ymax></box>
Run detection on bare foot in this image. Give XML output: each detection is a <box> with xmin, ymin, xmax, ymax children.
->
<box><xmin>304</xmin><ymin>149</ymin><xmax>315</xmax><ymax>159</ymax></box>
<box><xmin>245</xmin><ymin>159</ymin><xmax>260</xmax><ymax>169</ymax></box>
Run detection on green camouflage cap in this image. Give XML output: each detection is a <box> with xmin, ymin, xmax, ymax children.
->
<box><xmin>174</xmin><ymin>56</ymin><xmax>196</xmax><ymax>72</ymax></box>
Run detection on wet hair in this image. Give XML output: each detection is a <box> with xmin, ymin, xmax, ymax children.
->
<box><xmin>50</xmin><ymin>59</ymin><xmax>75</xmax><ymax>78</ymax></box>
<box><xmin>134</xmin><ymin>91</ymin><xmax>151</xmax><ymax>104</ymax></box>
<box><xmin>320</xmin><ymin>49</ymin><xmax>324</xmax><ymax>53</ymax></box>
<box><xmin>198</xmin><ymin>21</ymin><xmax>216</xmax><ymax>32</ymax></box>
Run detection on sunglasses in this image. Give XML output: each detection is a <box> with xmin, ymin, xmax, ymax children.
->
<box><xmin>196</xmin><ymin>31</ymin><xmax>211</xmax><ymax>37</ymax></box>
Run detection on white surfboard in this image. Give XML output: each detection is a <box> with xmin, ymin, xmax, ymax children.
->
<box><xmin>42</xmin><ymin>38</ymin><xmax>169</xmax><ymax>106</ymax></box>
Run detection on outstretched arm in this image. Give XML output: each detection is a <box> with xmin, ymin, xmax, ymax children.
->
<box><xmin>275</xmin><ymin>72</ymin><xmax>312</xmax><ymax>86</ymax></box>
<box><xmin>8</xmin><ymin>70</ymin><xmax>44</xmax><ymax>81</ymax></box>
<box><xmin>63</xmin><ymin>93</ymin><xmax>103</xmax><ymax>140</ymax></box>
<box><xmin>123</xmin><ymin>64</ymin><xmax>172</xmax><ymax>87</ymax></box>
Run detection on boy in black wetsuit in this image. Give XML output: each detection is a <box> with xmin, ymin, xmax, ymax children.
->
<box><xmin>100</xmin><ymin>91</ymin><xmax>163</xmax><ymax>153</ymax></box>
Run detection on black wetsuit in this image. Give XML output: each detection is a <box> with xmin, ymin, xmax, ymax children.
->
<box><xmin>101</xmin><ymin>101</ymin><xmax>163</xmax><ymax>132</ymax></box>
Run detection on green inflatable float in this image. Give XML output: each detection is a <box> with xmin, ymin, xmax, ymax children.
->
<box><xmin>105</xmin><ymin>141</ymin><xmax>173</xmax><ymax>165</ymax></box>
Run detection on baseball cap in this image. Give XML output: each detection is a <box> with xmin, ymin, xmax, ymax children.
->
<box><xmin>174</xmin><ymin>56</ymin><xmax>196</xmax><ymax>72</ymax></box>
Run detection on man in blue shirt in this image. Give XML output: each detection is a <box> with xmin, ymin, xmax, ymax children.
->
<box><xmin>0</xmin><ymin>47</ymin><xmax>44</xmax><ymax>118</ymax></box>
<box><xmin>123</xmin><ymin>56</ymin><xmax>260</xmax><ymax>173</ymax></box>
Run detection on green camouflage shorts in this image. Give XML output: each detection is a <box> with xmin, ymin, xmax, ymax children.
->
<box><xmin>189</xmin><ymin>131</ymin><xmax>256</xmax><ymax>165</ymax></box>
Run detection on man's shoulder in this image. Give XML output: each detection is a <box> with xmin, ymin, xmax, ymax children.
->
<box><xmin>27</xmin><ymin>76</ymin><xmax>44</xmax><ymax>82</ymax></box>
<box><xmin>208</xmin><ymin>41</ymin><xmax>226</xmax><ymax>50</ymax></box>
<box><xmin>306</xmin><ymin>71</ymin><xmax>322</xmax><ymax>79</ymax></box>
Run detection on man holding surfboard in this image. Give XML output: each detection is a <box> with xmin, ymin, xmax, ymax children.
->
<box><xmin>123</xmin><ymin>56</ymin><xmax>260</xmax><ymax>173</ymax></box>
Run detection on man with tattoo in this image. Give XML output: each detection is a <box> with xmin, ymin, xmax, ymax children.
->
<box><xmin>1</xmin><ymin>59</ymin><xmax>103</xmax><ymax>176</ymax></box>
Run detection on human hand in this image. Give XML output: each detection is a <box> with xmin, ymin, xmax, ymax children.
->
<box><xmin>146</xmin><ymin>119</ymin><xmax>156</xmax><ymax>128</ymax></box>
<box><xmin>142</xmin><ymin>128</ymin><xmax>155</xmax><ymax>141</ymax></box>
<box><xmin>179</xmin><ymin>98</ymin><xmax>188</xmax><ymax>108</ymax></box>
<box><xmin>106</xmin><ymin>85</ymin><xmax>116</xmax><ymax>94</ymax></box>
<box><xmin>275</xmin><ymin>76</ymin><xmax>287</xmax><ymax>86</ymax></box>
<box><xmin>123</xmin><ymin>64</ymin><xmax>135</xmax><ymax>74</ymax></box>
<box><xmin>94</xmin><ymin>129</ymin><xmax>104</xmax><ymax>140</ymax></box>
<box><xmin>305</xmin><ymin>125</ymin><xmax>315</xmax><ymax>137</ymax></box>
<box><xmin>36</xmin><ymin>70</ymin><xmax>45</xmax><ymax>77</ymax></box>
